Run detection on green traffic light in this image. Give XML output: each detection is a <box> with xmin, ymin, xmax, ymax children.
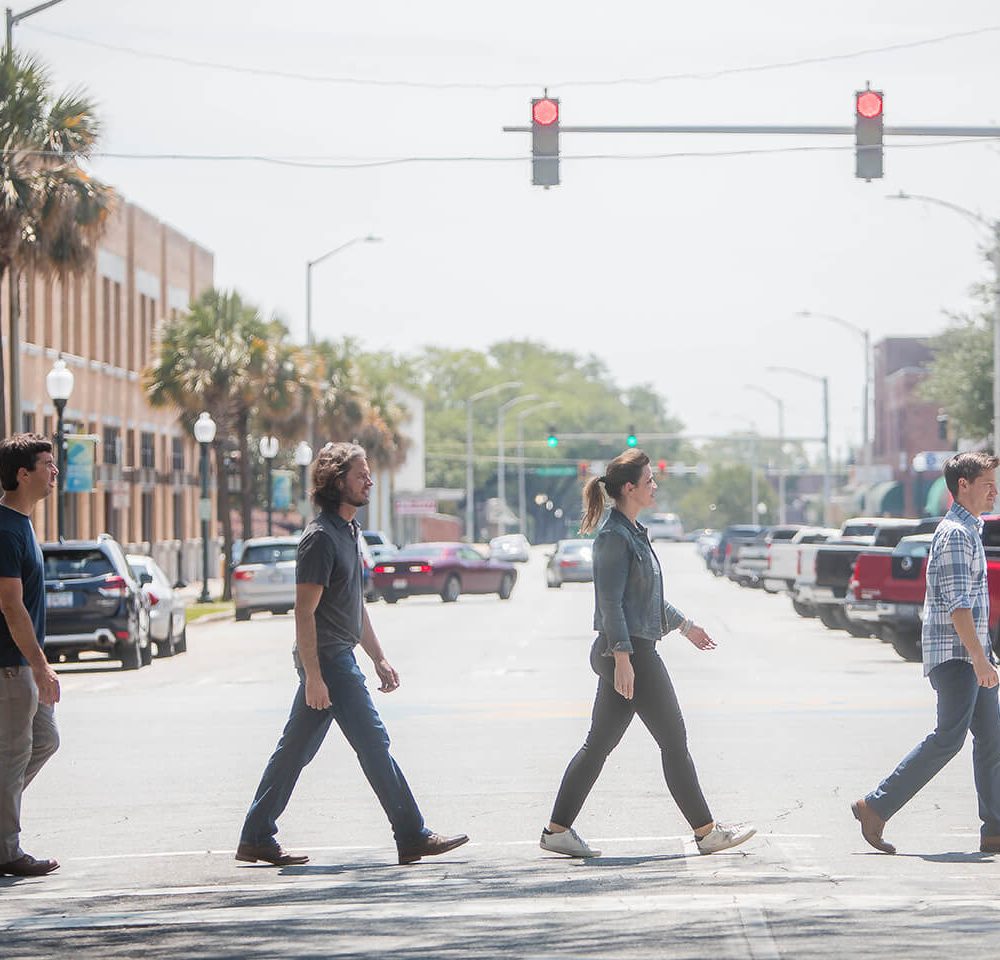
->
<box><xmin>626</xmin><ymin>434</ymin><xmax>637</xmax><ymax>447</ymax></box>
<box><xmin>547</xmin><ymin>435</ymin><xmax>559</xmax><ymax>448</ymax></box>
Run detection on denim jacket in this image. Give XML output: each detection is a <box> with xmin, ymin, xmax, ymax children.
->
<box><xmin>593</xmin><ymin>508</ymin><xmax>687</xmax><ymax>655</ymax></box>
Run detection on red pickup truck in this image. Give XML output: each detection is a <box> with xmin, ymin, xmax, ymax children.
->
<box><xmin>846</xmin><ymin>517</ymin><xmax>1000</xmax><ymax>661</ymax></box>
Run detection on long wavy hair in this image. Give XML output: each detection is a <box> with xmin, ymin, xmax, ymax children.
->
<box><xmin>311</xmin><ymin>441</ymin><xmax>366</xmax><ymax>512</ymax></box>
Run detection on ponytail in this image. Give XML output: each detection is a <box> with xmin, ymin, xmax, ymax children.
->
<box><xmin>580</xmin><ymin>475</ymin><xmax>606</xmax><ymax>534</ymax></box>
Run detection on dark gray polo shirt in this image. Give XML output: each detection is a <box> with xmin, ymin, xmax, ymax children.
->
<box><xmin>296</xmin><ymin>510</ymin><xmax>364</xmax><ymax>654</ymax></box>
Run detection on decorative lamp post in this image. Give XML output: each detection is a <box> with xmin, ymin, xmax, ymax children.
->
<box><xmin>259</xmin><ymin>436</ymin><xmax>279</xmax><ymax>536</ymax></box>
<box><xmin>45</xmin><ymin>357</ymin><xmax>74</xmax><ymax>541</ymax></box>
<box><xmin>193</xmin><ymin>411</ymin><xmax>217</xmax><ymax>603</ymax></box>
<box><xmin>294</xmin><ymin>440</ymin><xmax>313</xmax><ymax>526</ymax></box>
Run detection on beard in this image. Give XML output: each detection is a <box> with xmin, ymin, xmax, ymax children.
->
<box><xmin>343</xmin><ymin>491</ymin><xmax>370</xmax><ymax>508</ymax></box>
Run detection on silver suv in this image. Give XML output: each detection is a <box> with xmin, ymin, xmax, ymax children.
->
<box><xmin>232</xmin><ymin>536</ymin><xmax>299</xmax><ymax>621</ymax></box>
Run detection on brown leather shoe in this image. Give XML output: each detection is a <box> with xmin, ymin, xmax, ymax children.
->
<box><xmin>981</xmin><ymin>836</ymin><xmax>1000</xmax><ymax>854</ymax></box>
<box><xmin>0</xmin><ymin>854</ymin><xmax>59</xmax><ymax>877</ymax></box>
<box><xmin>397</xmin><ymin>832</ymin><xmax>469</xmax><ymax>865</ymax></box>
<box><xmin>851</xmin><ymin>799</ymin><xmax>896</xmax><ymax>854</ymax></box>
<box><xmin>235</xmin><ymin>842</ymin><xmax>309</xmax><ymax>866</ymax></box>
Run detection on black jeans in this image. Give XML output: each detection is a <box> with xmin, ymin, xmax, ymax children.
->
<box><xmin>550</xmin><ymin>637</ymin><xmax>712</xmax><ymax>831</ymax></box>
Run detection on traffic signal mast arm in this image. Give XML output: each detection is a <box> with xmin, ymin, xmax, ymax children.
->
<box><xmin>506</xmin><ymin>122</ymin><xmax>1000</xmax><ymax>136</ymax></box>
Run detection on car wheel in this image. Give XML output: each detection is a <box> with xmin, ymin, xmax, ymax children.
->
<box><xmin>884</xmin><ymin>625</ymin><xmax>922</xmax><ymax>662</ymax></box>
<box><xmin>44</xmin><ymin>649</ymin><xmax>60</xmax><ymax>664</ymax></box>
<box><xmin>845</xmin><ymin>620</ymin><xmax>877</xmax><ymax>639</ymax></box>
<box><xmin>441</xmin><ymin>575</ymin><xmax>461</xmax><ymax>603</ymax></box>
<box><xmin>235</xmin><ymin>607</ymin><xmax>251</xmax><ymax>622</ymax></box>
<box><xmin>382</xmin><ymin>592</ymin><xmax>399</xmax><ymax>604</ymax></box>
<box><xmin>791</xmin><ymin>600</ymin><xmax>816</xmax><ymax>619</ymax></box>
<box><xmin>498</xmin><ymin>573</ymin><xmax>515</xmax><ymax>600</ymax></box>
<box><xmin>547</xmin><ymin>576</ymin><xmax>561</xmax><ymax>589</ymax></box>
<box><xmin>816</xmin><ymin>606</ymin><xmax>845</xmax><ymax>631</ymax></box>
<box><xmin>156</xmin><ymin>624</ymin><xmax>176</xmax><ymax>658</ymax></box>
<box><xmin>140</xmin><ymin>633</ymin><xmax>153</xmax><ymax>667</ymax></box>
<box><xmin>118</xmin><ymin>634</ymin><xmax>141</xmax><ymax>671</ymax></box>
<box><xmin>174</xmin><ymin>621</ymin><xmax>188</xmax><ymax>654</ymax></box>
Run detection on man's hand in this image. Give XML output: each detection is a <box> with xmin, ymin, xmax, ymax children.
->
<box><xmin>374</xmin><ymin>658</ymin><xmax>400</xmax><ymax>693</ymax></box>
<box><xmin>304</xmin><ymin>673</ymin><xmax>332</xmax><ymax>710</ymax></box>
<box><xmin>613</xmin><ymin>651</ymin><xmax>634</xmax><ymax>700</ymax></box>
<box><xmin>973</xmin><ymin>657</ymin><xmax>999</xmax><ymax>688</ymax></box>
<box><xmin>32</xmin><ymin>663</ymin><xmax>60</xmax><ymax>706</ymax></box>
<box><xmin>685</xmin><ymin>624</ymin><xmax>717</xmax><ymax>651</ymax></box>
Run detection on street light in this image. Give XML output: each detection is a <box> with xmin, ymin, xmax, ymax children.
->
<box><xmin>465</xmin><ymin>381</ymin><xmax>521</xmax><ymax>542</ymax></box>
<box><xmin>44</xmin><ymin>357</ymin><xmax>73</xmax><ymax>541</ymax></box>
<box><xmin>888</xmin><ymin>190</ymin><xmax>1000</xmax><ymax>447</ymax></box>
<box><xmin>4</xmin><ymin>1</ymin><xmax>66</xmax><ymax>53</ymax></box>
<box><xmin>730</xmin><ymin>412</ymin><xmax>759</xmax><ymax>524</ymax></box>
<box><xmin>259</xmin><ymin>435</ymin><xmax>279</xmax><ymax>537</ymax></box>
<box><xmin>294</xmin><ymin>440</ymin><xmax>313</xmax><ymax>526</ymax></box>
<box><xmin>193</xmin><ymin>411</ymin><xmax>217</xmax><ymax>603</ymax></box>
<box><xmin>305</xmin><ymin>235</ymin><xmax>382</xmax><ymax>347</ymax></box>
<box><xmin>745</xmin><ymin>384</ymin><xmax>787</xmax><ymax>524</ymax></box>
<box><xmin>497</xmin><ymin>393</ymin><xmax>537</xmax><ymax>532</ymax></box>
<box><xmin>796</xmin><ymin>310</ymin><xmax>871</xmax><ymax>470</ymax></box>
<box><xmin>767</xmin><ymin>366</ymin><xmax>831</xmax><ymax>525</ymax></box>
<box><xmin>516</xmin><ymin>401</ymin><xmax>559</xmax><ymax>538</ymax></box>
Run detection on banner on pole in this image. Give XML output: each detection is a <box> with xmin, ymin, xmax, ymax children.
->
<box><xmin>64</xmin><ymin>435</ymin><xmax>97</xmax><ymax>493</ymax></box>
<box><xmin>272</xmin><ymin>471</ymin><xmax>293</xmax><ymax>510</ymax></box>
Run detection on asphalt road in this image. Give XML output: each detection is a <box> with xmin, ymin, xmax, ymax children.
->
<box><xmin>3</xmin><ymin>542</ymin><xmax>999</xmax><ymax>959</ymax></box>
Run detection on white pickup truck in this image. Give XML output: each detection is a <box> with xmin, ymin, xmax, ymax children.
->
<box><xmin>769</xmin><ymin>527</ymin><xmax>839</xmax><ymax>611</ymax></box>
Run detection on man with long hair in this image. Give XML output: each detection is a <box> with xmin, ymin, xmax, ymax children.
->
<box><xmin>0</xmin><ymin>434</ymin><xmax>61</xmax><ymax>877</ymax></box>
<box><xmin>237</xmin><ymin>442</ymin><xmax>467</xmax><ymax>866</ymax></box>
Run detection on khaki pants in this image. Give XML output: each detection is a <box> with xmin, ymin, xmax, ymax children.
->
<box><xmin>0</xmin><ymin>666</ymin><xmax>59</xmax><ymax>862</ymax></box>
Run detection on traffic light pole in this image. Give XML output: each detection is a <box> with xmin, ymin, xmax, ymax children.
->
<box><xmin>505</xmin><ymin>122</ymin><xmax>1000</xmax><ymax>138</ymax></box>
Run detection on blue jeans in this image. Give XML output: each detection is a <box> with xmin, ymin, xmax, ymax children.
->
<box><xmin>866</xmin><ymin>659</ymin><xmax>1000</xmax><ymax>838</ymax></box>
<box><xmin>240</xmin><ymin>647</ymin><xmax>428</xmax><ymax>849</ymax></box>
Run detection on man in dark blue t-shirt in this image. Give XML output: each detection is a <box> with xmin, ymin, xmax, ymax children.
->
<box><xmin>0</xmin><ymin>434</ymin><xmax>61</xmax><ymax>877</ymax></box>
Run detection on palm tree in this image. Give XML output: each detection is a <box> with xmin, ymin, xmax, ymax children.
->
<box><xmin>0</xmin><ymin>52</ymin><xmax>115</xmax><ymax>436</ymax></box>
<box><xmin>145</xmin><ymin>289</ymin><xmax>273</xmax><ymax>599</ymax></box>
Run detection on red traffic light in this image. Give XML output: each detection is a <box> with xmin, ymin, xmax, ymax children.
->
<box><xmin>657</xmin><ymin>459</ymin><xmax>667</xmax><ymax>474</ymax></box>
<box><xmin>532</xmin><ymin>98</ymin><xmax>559</xmax><ymax>126</ymax></box>
<box><xmin>856</xmin><ymin>90</ymin><xmax>883</xmax><ymax>119</ymax></box>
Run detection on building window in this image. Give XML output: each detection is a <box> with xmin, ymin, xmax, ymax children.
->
<box><xmin>171</xmin><ymin>437</ymin><xmax>184</xmax><ymax>473</ymax></box>
<box><xmin>173</xmin><ymin>490</ymin><xmax>184</xmax><ymax>541</ymax></box>
<box><xmin>103</xmin><ymin>426</ymin><xmax>120</xmax><ymax>465</ymax></box>
<box><xmin>141</xmin><ymin>491</ymin><xmax>154</xmax><ymax>543</ymax></box>
<box><xmin>112</xmin><ymin>281</ymin><xmax>122</xmax><ymax>367</ymax></box>
<box><xmin>21</xmin><ymin>412</ymin><xmax>36</xmax><ymax>434</ymax></box>
<box><xmin>125</xmin><ymin>429</ymin><xmax>135</xmax><ymax>468</ymax></box>
<box><xmin>140</xmin><ymin>431</ymin><xmax>155</xmax><ymax>469</ymax></box>
<box><xmin>104</xmin><ymin>493</ymin><xmax>118</xmax><ymax>539</ymax></box>
<box><xmin>102</xmin><ymin>277</ymin><xmax>111</xmax><ymax>363</ymax></box>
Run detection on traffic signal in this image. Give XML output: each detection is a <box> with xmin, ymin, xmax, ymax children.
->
<box><xmin>626</xmin><ymin>426</ymin><xmax>638</xmax><ymax>448</ymax></box>
<box><xmin>578</xmin><ymin>461</ymin><xmax>589</xmax><ymax>479</ymax></box>
<box><xmin>855</xmin><ymin>86</ymin><xmax>884</xmax><ymax>181</ymax></box>
<box><xmin>532</xmin><ymin>96</ymin><xmax>560</xmax><ymax>187</ymax></box>
<box><xmin>657</xmin><ymin>459</ymin><xmax>668</xmax><ymax>475</ymax></box>
<box><xmin>546</xmin><ymin>425</ymin><xmax>559</xmax><ymax>447</ymax></box>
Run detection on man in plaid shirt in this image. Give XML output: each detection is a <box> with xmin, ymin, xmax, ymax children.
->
<box><xmin>852</xmin><ymin>452</ymin><xmax>1000</xmax><ymax>855</ymax></box>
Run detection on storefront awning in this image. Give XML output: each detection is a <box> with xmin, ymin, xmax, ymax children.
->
<box><xmin>924</xmin><ymin>474</ymin><xmax>952</xmax><ymax>517</ymax></box>
<box><xmin>863</xmin><ymin>480</ymin><xmax>904</xmax><ymax>517</ymax></box>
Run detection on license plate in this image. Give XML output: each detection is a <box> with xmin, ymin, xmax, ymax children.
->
<box><xmin>46</xmin><ymin>592</ymin><xmax>73</xmax><ymax>609</ymax></box>
<box><xmin>392</xmin><ymin>579</ymin><xmax>408</xmax><ymax>589</ymax></box>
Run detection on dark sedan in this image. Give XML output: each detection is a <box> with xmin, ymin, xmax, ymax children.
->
<box><xmin>372</xmin><ymin>542</ymin><xmax>517</xmax><ymax>603</ymax></box>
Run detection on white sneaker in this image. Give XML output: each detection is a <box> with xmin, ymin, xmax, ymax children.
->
<box><xmin>539</xmin><ymin>827</ymin><xmax>601</xmax><ymax>858</ymax></box>
<box><xmin>695</xmin><ymin>822</ymin><xmax>756</xmax><ymax>855</ymax></box>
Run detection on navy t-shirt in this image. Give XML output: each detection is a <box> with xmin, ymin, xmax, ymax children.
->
<box><xmin>0</xmin><ymin>504</ymin><xmax>46</xmax><ymax>667</ymax></box>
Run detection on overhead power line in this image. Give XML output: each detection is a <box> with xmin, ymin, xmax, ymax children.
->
<box><xmin>24</xmin><ymin>23</ymin><xmax>1000</xmax><ymax>91</ymax></box>
<box><xmin>29</xmin><ymin>137</ymin><xmax>1000</xmax><ymax>171</ymax></box>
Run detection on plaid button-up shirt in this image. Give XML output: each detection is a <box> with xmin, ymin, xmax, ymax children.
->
<box><xmin>921</xmin><ymin>502</ymin><xmax>993</xmax><ymax>676</ymax></box>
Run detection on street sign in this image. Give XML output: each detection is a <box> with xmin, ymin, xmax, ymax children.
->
<box><xmin>534</xmin><ymin>466</ymin><xmax>577</xmax><ymax>477</ymax></box>
<box><xmin>912</xmin><ymin>450</ymin><xmax>956</xmax><ymax>473</ymax></box>
<box><xmin>395</xmin><ymin>497</ymin><xmax>437</xmax><ymax>516</ymax></box>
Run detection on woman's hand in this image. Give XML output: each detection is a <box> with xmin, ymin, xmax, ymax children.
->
<box><xmin>686</xmin><ymin>624</ymin><xmax>716</xmax><ymax>651</ymax></box>
<box><xmin>613</xmin><ymin>651</ymin><xmax>635</xmax><ymax>699</ymax></box>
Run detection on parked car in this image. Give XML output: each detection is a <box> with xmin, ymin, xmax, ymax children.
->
<box><xmin>732</xmin><ymin>525</ymin><xmax>803</xmax><ymax>588</ymax></box>
<box><xmin>363</xmin><ymin>530</ymin><xmax>397</xmax><ymax>557</ymax></box>
<box><xmin>642</xmin><ymin>512</ymin><xmax>685</xmax><ymax>542</ymax></box>
<box><xmin>763</xmin><ymin>527</ymin><xmax>838</xmax><ymax>596</ymax></box>
<box><xmin>708</xmin><ymin>525</ymin><xmax>763</xmax><ymax>577</ymax></box>
<box><xmin>695</xmin><ymin>530</ymin><xmax>720</xmax><ymax>565</ymax></box>
<box><xmin>232</xmin><ymin>536</ymin><xmax>299</xmax><ymax>621</ymax></box>
<box><xmin>490</xmin><ymin>534</ymin><xmax>531</xmax><ymax>563</ymax></box>
<box><xmin>127</xmin><ymin>554</ymin><xmax>188</xmax><ymax>657</ymax></box>
<box><xmin>42</xmin><ymin>534</ymin><xmax>152</xmax><ymax>670</ymax></box>
<box><xmin>372</xmin><ymin>542</ymin><xmax>517</xmax><ymax>603</ymax></box>
<box><xmin>545</xmin><ymin>539</ymin><xmax>595</xmax><ymax>587</ymax></box>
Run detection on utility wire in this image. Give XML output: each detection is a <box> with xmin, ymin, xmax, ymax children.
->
<box><xmin>29</xmin><ymin>137</ymin><xmax>1000</xmax><ymax>170</ymax></box>
<box><xmin>24</xmin><ymin>22</ymin><xmax>1000</xmax><ymax>91</ymax></box>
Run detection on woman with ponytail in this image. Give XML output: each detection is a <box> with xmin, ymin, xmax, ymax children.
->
<box><xmin>539</xmin><ymin>448</ymin><xmax>755</xmax><ymax>859</ymax></box>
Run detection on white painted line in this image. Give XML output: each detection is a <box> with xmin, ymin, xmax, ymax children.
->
<box><xmin>738</xmin><ymin>905</ymin><xmax>781</xmax><ymax>960</ymax></box>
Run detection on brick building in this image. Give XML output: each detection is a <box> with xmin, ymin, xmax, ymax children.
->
<box><xmin>1</xmin><ymin>198</ymin><xmax>215</xmax><ymax>579</ymax></box>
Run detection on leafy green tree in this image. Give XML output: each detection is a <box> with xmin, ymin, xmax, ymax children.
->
<box><xmin>146</xmin><ymin>289</ymin><xmax>275</xmax><ymax>598</ymax></box>
<box><xmin>676</xmin><ymin>463</ymin><xmax>777</xmax><ymax>530</ymax></box>
<box><xmin>0</xmin><ymin>52</ymin><xmax>115</xmax><ymax>435</ymax></box>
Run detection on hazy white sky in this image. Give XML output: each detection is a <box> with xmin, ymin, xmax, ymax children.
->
<box><xmin>23</xmin><ymin>1</ymin><xmax>1000</xmax><ymax>460</ymax></box>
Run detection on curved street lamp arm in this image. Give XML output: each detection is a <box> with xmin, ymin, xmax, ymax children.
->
<box><xmin>888</xmin><ymin>190</ymin><xmax>993</xmax><ymax>232</ymax></box>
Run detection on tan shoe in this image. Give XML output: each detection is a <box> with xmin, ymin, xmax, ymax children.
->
<box><xmin>851</xmin><ymin>799</ymin><xmax>896</xmax><ymax>855</ymax></box>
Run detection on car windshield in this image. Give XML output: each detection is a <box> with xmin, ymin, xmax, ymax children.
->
<box><xmin>396</xmin><ymin>544</ymin><xmax>450</xmax><ymax>559</ymax></box>
<box><xmin>241</xmin><ymin>544</ymin><xmax>298</xmax><ymax>565</ymax></box>
<box><xmin>842</xmin><ymin>522</ymin><xmax>879</xmax><ymax>537</ymax></box>
<box><xmin>895</xmin><ymin>538</ymin><xmax>932</xmax><ymax>558</ymax></box>
<box><xmin>44</xmin><ymin>550</ymin><xmax>114</xmax><ymax>580</ymax></box>
<box><xmin>559</xmin><ymin>541</ymin><xmax>593</xmax><ymax>556</ymax></box>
